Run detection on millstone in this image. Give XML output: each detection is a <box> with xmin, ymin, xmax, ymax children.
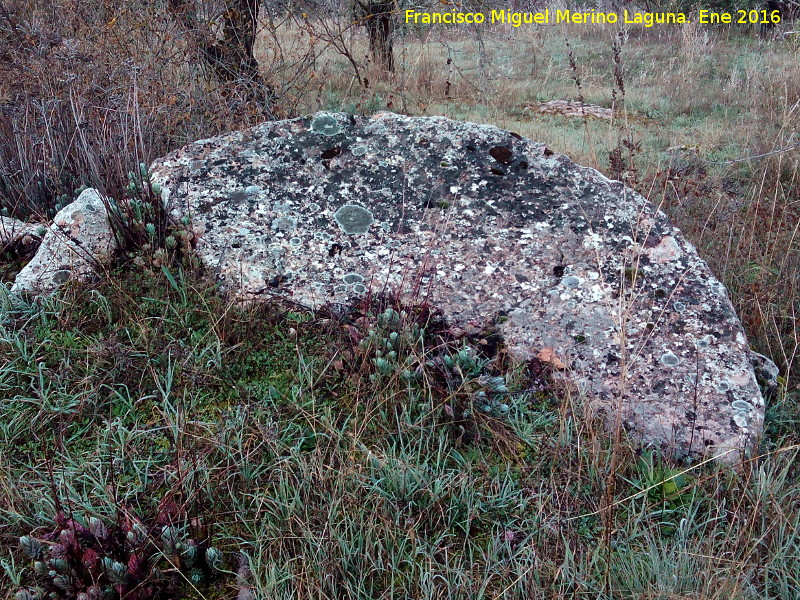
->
<box><xmin>150</xmin><ymin>111</ymin><xmax>768</xmax><ymax>462</ymax></box>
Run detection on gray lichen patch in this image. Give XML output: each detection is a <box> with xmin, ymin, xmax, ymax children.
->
<box><xmin>52</xmin><ymin>269</ymin><xmax>72</xmax><ymax>284</ymax></box>
<box><xmin>334</xmin><ymin>204</ymin><xmax>374</xmax><ymax>234</ymax></box>
<box><xmin>311</xmin><ymin>113</ymin><xmax>344</xmax><ymax>137</ymax></box>
<box><xmin>272</xmin><ymin>215</ymin><xmax>297</xmax><ymax>232</ymax></box>
<box><xmin>149</xmin><ymin>110</ymin><xmax>769</xmax><ymax>464</ymax></box>
<box><xmin>660</xmin><ymin>352</ymin><xmax>680</xmax><ymax>367</ymax></box>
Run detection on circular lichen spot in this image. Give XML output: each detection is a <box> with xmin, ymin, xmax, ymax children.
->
<box><xmin>52</xmin><ymin>269</ymin><xmax>71</xmax><ymax>284</ymax></box>
<box><xmin>290</xmin><ymin>237</ymin><xmax>302</xmax><ymax>246</ymax></box>
<box><xmin>717</xmin><ymin>381</ymin><xmax>731</xmax><ymax>393</ymax></box>
<box><xmin>353</xmin><ymin>283</ymin><xmax>367</xmax><ymax>294</ymax></box>
<box><xmin>352</xmin><ymin>145</ymin><xmax>368</xmax><ymax>157</ymax></box>
<box><xmin>562</xmin><ymin>276</ymin><xmax>581</xmax><ymax>289</ymax></box>
<box><xmin>334</xmin><ymin>204</ymin><xmax>374</xmax><ymax>234</ymax></box>
<box><xmin>310</xmin><ymin>114</ymin><xmax>342</xmax><ymax>137</ymax></box>
<box><xmin>380</xmin><ymin>221</ymin><xmax>391</xmax><ymax>232</ymax></box>
<box><xmin>366</xmin><ymin>122</ymin><xmax>387</xmax><ymax>136</ymax></box>
<box><xmin>307</xmin><ymin>203</ymin><xmax>320</xmax><ymax>212</ymax></box>
<box><xmin>732</xmin><ymin>399</ymin><xmax>753</xmax><ymax>412</ymax></box>
<box><xmin>673</xmin><ymin>301</ymin><xmax>686</xmax><ymax>312</ymax></box>
<box><xmin>272</xmin><ymin>215</ymin><xmax>297</xmax><ymax>232</ymax></box>
<box><xmin>343</xmin><ymin>273</ymin><xmax>364</xmax><ymax>284</ymax></box>
<box><xmin>660</xmin><ymin>352</ymin><xmax>680</xmax><ymax>366</ymax></box>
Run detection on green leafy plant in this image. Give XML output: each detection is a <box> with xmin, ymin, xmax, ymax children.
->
<box><xmin>15</xmin><ymin>512</ymin><xmax>225</xmax><ymax>599</ymax></box>
<box><xmin>623</xmin><ymin>449</ymin><xmax>699</xmax><ymax>535</ymax></box>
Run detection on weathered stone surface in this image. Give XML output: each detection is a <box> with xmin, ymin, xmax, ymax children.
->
<box><xmin>150</xmin><ymin>111</ymin><xmax>768</xmax><ymax>462</ymax></box>
<box><xmin>0</xmin><ymin>216</ymin><xmax>43</xmax><ymax>252</ymax></box>
<box><xmin>11</xmin><ymin>188</ymin><xmax>116</xmax><ymax>296</ymax></box>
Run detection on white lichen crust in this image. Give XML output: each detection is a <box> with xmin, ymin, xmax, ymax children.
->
<box><xmin>150</xmin><ymin>111</ymin><xmax>767</xmax><ymax>463</ymax></box>
<box><xmin>11</xmin><ymin>189</ymin><xmax>116</xmax><ymax>296</ymax></box>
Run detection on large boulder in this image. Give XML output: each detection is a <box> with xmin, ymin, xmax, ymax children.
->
<box><xmin>11</xmin><ymin>188</ymin><xmax>116</xmax><ymax>296</ymax></box>
<box><xmin>150</xmin><ymin>111</ymin><xmax>768</xmax><ymax>462</ymax></box>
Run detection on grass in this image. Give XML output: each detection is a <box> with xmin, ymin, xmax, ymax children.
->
<box><xmin>1</xmin><ymin>2</ymin><xmax>800</xmax><ymax>599</ymax></box>
<box><xmin>0</xmin><ymin>265</ymin><xmax>799</xmax><ymax>599</ymax></box>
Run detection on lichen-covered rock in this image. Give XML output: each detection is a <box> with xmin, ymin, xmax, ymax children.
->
<box><xmin>11</xmin><ymin>188</ymin><xmax>116</xmax><ymax>296</ymax></box>
<box><xmin>0</xmin><ymin>216</ymin><xmax>44</xmax><ymax>253</ymax></box>
<box><xmin>150</xmin><ymin>111</ymin><xmax>768</xmax><ymax>462</ymax></box>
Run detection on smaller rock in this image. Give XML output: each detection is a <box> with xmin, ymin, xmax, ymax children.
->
<box><xmin>11</xmin><ymin>189</ymin><xmax>117</xmax><ymax>296</ymax></box>
<box><xmin>526</xmin><ymin>100</ymin><xmax>613</xmax><ymax>120</ymax></box>
<box><xmin>0</xmin><ymin>216</ymin><xmax>44</xmax><ymax>253</ymax></box>
<box><xmin>750</xmin><ymin>351</ymin><xmax>780</xmax><ymax>398</ymax></box>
